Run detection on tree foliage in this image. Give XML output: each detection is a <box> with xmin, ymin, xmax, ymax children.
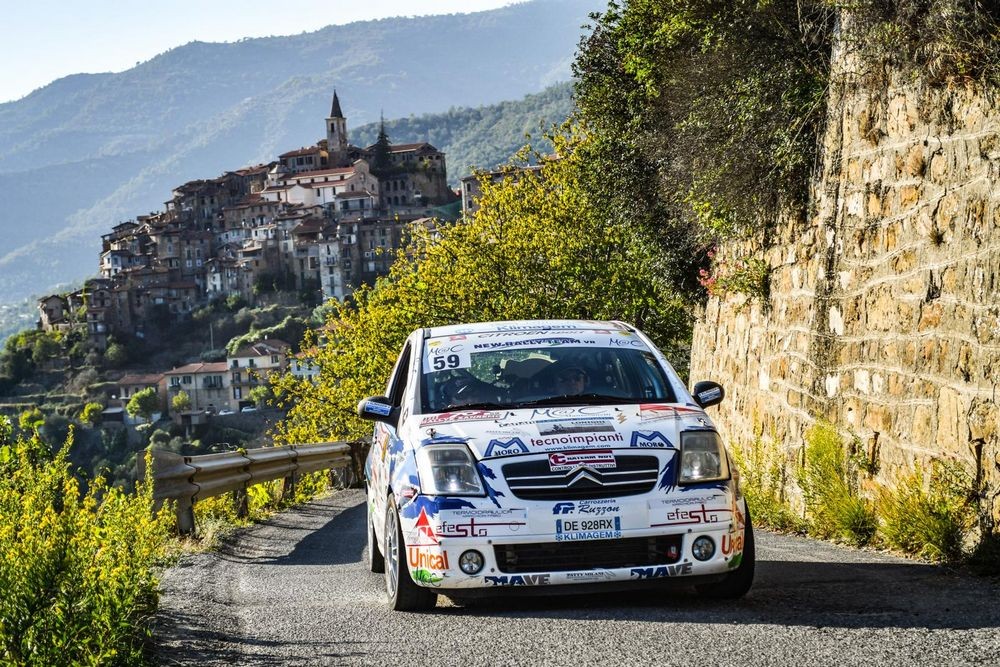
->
<box><xmin>575</xmin><ymin>0</ymin><xmax>833</xmax><ymax>253</ymax></box>
<box><xmin>273</xmin><ymin>126</ymin><xmax>692</xmax><ymax>445</ymax></box>
<box><xmin>171</xmin><ymin>390</ymin><xmax>191</xmax><ymax>414</ymax></box>
<box><xmin>126</xmin><ymin>388</ymin><xmax>159</xmax><ymax>423</ymax></box>
<box><xmin>80</xmin><ymin>402</ymin><xmax>104</xmax><ymax>428</ymax></box>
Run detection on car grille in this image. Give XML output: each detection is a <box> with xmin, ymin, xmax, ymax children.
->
<box><xmin>493</xmin><ymin>535</ymin><xmax>683</xmax><ymax>573</ymax></box>
<box><xmin>502</xmin><ymin>455</ymin><xmax>660</xmax><ymax>500</ymax></box>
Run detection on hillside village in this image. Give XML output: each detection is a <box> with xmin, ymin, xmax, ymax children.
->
<box><xmin>31</xmin><ymin>92</ymin><xmax>463</xmax><ymax>417</ymax></box>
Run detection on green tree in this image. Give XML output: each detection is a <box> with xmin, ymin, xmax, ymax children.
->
<box><xmin>104</xmin><ymin>342</ymin><xmax>129</xmax><ymax>368</ymax></box>
<box><xmin>126</xmin><ymin>388</ymin><xmax>159</xmax><ymax>424</ymax></box>
<box><xmin>171</xmin><ymin>390</ymin><xmax>191</xmax><ymax>414</ymax></box>
<box><xmin>31</xmin><ymin>334</ymin><xmax>61</xmax><ymax>366</ymax></box>
<box><xmin>273</xmin><ymin>126</ymin><xmax>691</xmax><ymax>445</ymax></box>
<box><xmin>79</xmin><ymin>402</ymin><xmax>104</xmax><ymax>427</ymax></box>
<box><xmin>248</xmin><ymin>385</ymin><xmax>272</xmax><ymax>408</ymax></box>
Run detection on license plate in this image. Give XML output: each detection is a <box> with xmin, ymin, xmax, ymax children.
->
<box><xmin>555</xmin><ymin>516</ymin><xmax>622</xmax><ymax>541</ymax></box>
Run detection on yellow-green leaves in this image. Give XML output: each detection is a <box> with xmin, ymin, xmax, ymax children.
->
<box><xmin>0</xmin><ymin>419</ymin><xmax>173</xmax><ymax>665</ymax></box>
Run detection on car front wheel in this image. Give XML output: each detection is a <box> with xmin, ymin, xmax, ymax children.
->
<box><xmin>384</xmin><ymin>495</ymin><xmax>437</xmax><ymax>611</ymax></box>
<box><xmin>696</xmin><ymin>506</ymin><xmax>756</xmax><ymax>599</ymax></box>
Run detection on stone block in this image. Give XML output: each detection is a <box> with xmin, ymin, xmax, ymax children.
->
<box><xmin>930</xmin><ymin>153</ymin><xmax>949</xmax><ymax>183</ymax></box>
<box><xmin>899</xmin><ymin>185</ymin><xmax>921</xmax><ymax>208</ymax></box>
<box><xmin>918</xmin><ymin>302</ymin><xmax>943</xmax><ymax>331</ymax></box>
<box><xmin>936</xmin><ymin>386</ymin><xmax>969</xmax><ymax>457</ymax></box>
<box><xmin>905</xmin><ymin>146</ymin><xmax>926</xmax><ymax>177</ymax></box>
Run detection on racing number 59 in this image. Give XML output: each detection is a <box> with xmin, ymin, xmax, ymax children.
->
<box><xmin>432</xmin><ymin>354</ymin><xmax>461</xmax><ymax>371</ymax></box>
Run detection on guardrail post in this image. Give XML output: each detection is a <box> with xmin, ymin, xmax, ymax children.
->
<box><xmin>141</xmin><ymin>448</ymin><xmax>199</xmax><ymax>535</ymax></box>
<box><xmin>233</xmin><ymin>486</ymin><xmax>249</xmax><ymax>518</ymax></box>
<box><xmin>282</xmin><ymin>472</ymin><xmax>297</xmax><ymax>500</ymax></box>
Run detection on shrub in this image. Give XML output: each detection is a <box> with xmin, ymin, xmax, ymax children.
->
<box><xmin>877</xmin><ymin>461</ymin><xmax>977</xmax><ymax>562</ymax></box>
<box><xmin>798</xmin><ymin>421</ymin><xmax>877</xmax><ymax>546</ymax></box>
<box><xmin>0</xmin><ymin>418</ymin><xmax>172</xmax><ymax>664</ymax></box>
<box><xmin>730</xmin><ymin>435</ymin><xmax>804</xmax><ymax>532</ymax></box>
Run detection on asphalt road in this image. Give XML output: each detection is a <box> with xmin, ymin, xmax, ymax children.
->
<box><xmin>154</xmin><ymin>489</ymin><xmax>1000</xmax><ymax>666</ymax></box>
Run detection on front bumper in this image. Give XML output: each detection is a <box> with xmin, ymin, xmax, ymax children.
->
<box><xmin>398</xmin><ymin>487</ymin><xmax>748</xmax><ymax>591</ymax></box>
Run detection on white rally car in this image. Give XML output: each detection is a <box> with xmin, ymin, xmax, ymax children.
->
<box><xmin>359</xmin><ymin>320</ymin><xmax>753</xmax><ymax>611</ymax></box>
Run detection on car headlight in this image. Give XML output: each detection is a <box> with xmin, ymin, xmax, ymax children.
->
<box><xmin>679</xmin><ymin>430</ymin><xmax>730</xmax><ymax>484</ymax></box>
<box><xmin>415</xmin><ymin>444</ymin><xmax>486</xmax><ymax>496</ymax></box>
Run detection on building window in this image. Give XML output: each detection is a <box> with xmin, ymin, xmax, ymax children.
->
<box><xmin>182</xmin><ymin>376</ymin><xmax>192</xmax><ymax>385</ymax></box>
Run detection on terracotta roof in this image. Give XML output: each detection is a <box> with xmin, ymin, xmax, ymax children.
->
<box><xmin>119</xmin><ymin>373</ymin><xmax>164</xmax><ymax>386</ymax></box>
<box><xmin>279</xmin><ymin>146</ymin><xmax>322</xmax><ymax>158</ymax></box>
<box><xmin>165</xmin><ymin>362</ymin><xmax>228</xmax><ymax>376</ymax></box>
<box><xmin>284</xmin><ymin>167</ymin><xmax>355</xmax><ymax>179</ymax></box>
<box><xmin>232</xmin><ymin>339</ymin><xmax>291</xmax><ymax>358</ymax></box>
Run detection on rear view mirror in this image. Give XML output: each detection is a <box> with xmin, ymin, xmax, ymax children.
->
<box><xmin>357</xmin><ymin>396</ymin><xmax>397</xmax><ymax>424</ymax></box>
<box><xmin>691</xmin><ymin>381</ymin><xmax>725</xmax><ymax>409</ymax></box>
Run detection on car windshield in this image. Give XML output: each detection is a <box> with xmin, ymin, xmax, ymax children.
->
<box><xmin>420</xmin><ymin>332</ymin><xmax>677</xmax><ymax>413</ymax></box>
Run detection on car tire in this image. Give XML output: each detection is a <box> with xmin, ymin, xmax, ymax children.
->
<box><xmin>384</xmin><ymin>495</ymin><xmax>438</xmax><ymax>612</ymax></box>
<box><xmin>367</xmin><ymin>502</ymin><xmax>385</xmax><ymax>574</ymax></box>
<box><xmin>696</xmin><ymin>506</ymin><xmax>756</xmax><ymax>600</ymax></box>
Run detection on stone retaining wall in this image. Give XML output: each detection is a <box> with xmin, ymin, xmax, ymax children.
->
<box><xmin>690</xmin><ymin>76</ymin><xmax>1000</xmax><ymax>520</ymax></box>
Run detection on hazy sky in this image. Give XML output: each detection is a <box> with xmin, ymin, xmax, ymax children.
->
<box><xmin>0</xmin><ymin>0</ymin><xmax>523</xmax><ymax>104</ymax></box>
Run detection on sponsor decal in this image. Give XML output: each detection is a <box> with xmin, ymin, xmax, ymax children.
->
<box><xmin>364</xmin><ymin>400</ymin><xmax>391</xmax><ymax>416</ymax></box>
<box><xmin>495</xmin><ymin>324</ymin><xmax>585</xmax><ymax>332</ymax></box>
<box><xmin>630</xmin><ymin>431</ymin><xmax>675</xmax><ymax>448</ymax></box>
<box><xmin>565</xmin><ymin>570</ymin><xmax>617</xmax><ymax>582</ymax></box>
<box><xmin>555</xmin><ymin>517</ymin><xmax>622</xmax><ymax>542</ymax></box>
<box><xmin>423</xmin><ymin>341</ymin><xmax>471</xmax><ymax>372</ymax></box>
<box><xmin>530</xmin><ymin>432</ymin><xmax>625</xmax><ymax>448</ymax></box>
<box><xmin>411</xmin><ymin>508</ymin><xmax>439</xmax><ymax>545</ymax></box>
<box><xmin>630</xmin><ymin>563</ymin><xmax>693</xmax><ymax>579</ymax></box>
<box><xmin>722</xmin><ymin>532</ymin><xmax>744</xmax><ymax>556</ymax></box>
<box><xmin>412</xmin><ymin>568</ymin><xmax>446</xmax><ymax>586</ymax></box>
<box><xmin>650</xmin><ymin>503</ymin><xmax>732</xmax><ymax>528</ymax></box>
<box><xmin>607</xmin><ymin>337</ymin><xmax>646</xmax><ymax>348</ymax></box>
<box><xmin>538</xmin><ymin>418</ymin><xmax>616</xmax><ymax>436</ymax></box>
<box><xmin>420</xmin><ymin>410</ymin><xmax>505</xmax><ymax>427</ymax></box>
<box><xmin>484</xmin><ymin>574</ymin><xmax>551</xmax><ymax>586</ymax></box>
<box><xmin>728</xmin><ymin>551</ymin><xmax>744</xmax><ymax>570</ymax></box>
<box><xmin>407</xmin><ymin>546</ymin><xmax>449</xmax><ymax>571</ymax></box>
<box><xmin>648</xmin><ymin>494</ymin><xmax>726</xmax><ymax>508</ymax></box>
<box><xmin>552</xmin><ymin>499</ymin><xmax>621</xmax><ymax>516</ymax></box>
<box><xmin>638</xmin><ymin>404</ymin><xmax>706</xmax><ymax>424</ymax></box>
<box><xmin>436</xmin><ymin>509</ymin><xmax>527</xmax><ymax>537</ymax></box>
<box><xmin>548</xmin><ymin>450</ymin><xmax>616</xmax><ymax>472</ymax></box>
<box><xmin>484</xmin><ymin>437</ymin><xmax>529</xmax><ymax>457</ymax></box>
<box><xmin>472</xmin><ymin>337</ymin><xmax>591</xmax><ymax>350</ymax></box>
<box><xmin>531</xmin><ymin>407</ymin><xmax>614</xmax><ymax>418</ymax></box>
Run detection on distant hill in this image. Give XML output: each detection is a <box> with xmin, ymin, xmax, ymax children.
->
<box><xmin>352</xmin><ymin>82</ymin><xmax>575</xmax><ymax>184</ymax></box>
<box><xmin>0</xmin><ymin>0</ymin><xmax>602</xmax><ymax>303</ymax></box>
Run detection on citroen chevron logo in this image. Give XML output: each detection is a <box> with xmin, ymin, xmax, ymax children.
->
<box><xmin>566</xmin><ymin>468</ymin><xmax>603</xmax><ymax>486</ymax></box>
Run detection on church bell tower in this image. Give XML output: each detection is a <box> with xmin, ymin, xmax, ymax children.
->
<box><xmin>326</xmin><ymin>90</ymin><xmax>348</xmax><ymax>168</ymax></box>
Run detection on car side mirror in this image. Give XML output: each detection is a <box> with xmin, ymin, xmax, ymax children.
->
<box><xmin>357</xmin><ymin>396</ymin><xmax>398</xmax><ymax>424</ymax></box>
<box><xmin>691</xmin><ymin>381</ymin><xmax>725</xmax><ymax>409</ymax></box>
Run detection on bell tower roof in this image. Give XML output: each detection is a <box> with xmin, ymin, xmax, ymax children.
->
<box><xmin>330</xmin><ymin>90</ymin><xmax>344</xmax><ymax>119</ymax></box>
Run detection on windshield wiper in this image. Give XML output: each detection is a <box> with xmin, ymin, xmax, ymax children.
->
<box><xmin>511</xmin><ymin>394</ymin><xmax>637</xmax><ymax>408</ymax></box>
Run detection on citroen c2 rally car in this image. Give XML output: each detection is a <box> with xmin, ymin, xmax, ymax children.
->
<box><xmin>359</xmin><ymin>320</ymin><xmax>753</xmax><ymax>611</ymax></box>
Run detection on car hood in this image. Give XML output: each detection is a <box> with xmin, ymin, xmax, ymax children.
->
<box><xmin>412</xmin><ymin>403</ymin><xmax>712</xmax><ymax>459</ymax></box>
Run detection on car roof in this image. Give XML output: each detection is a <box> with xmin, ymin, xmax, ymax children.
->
<box><xmin>425</xmin><ymin>319</ymin><xmax>633</xmax><ymax>338</ymax></box>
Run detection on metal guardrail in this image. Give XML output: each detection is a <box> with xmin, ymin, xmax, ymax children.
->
<box><xmin>142</xmin><ymin>442</ymin><xmax>353</xmax><ymax>533</ymax></box>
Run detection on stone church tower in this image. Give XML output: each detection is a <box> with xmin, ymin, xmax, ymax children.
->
<box><xmin>326</xmin><ymin>91</ymin><xmax>349</xmax><ymax>167</ymax></box>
